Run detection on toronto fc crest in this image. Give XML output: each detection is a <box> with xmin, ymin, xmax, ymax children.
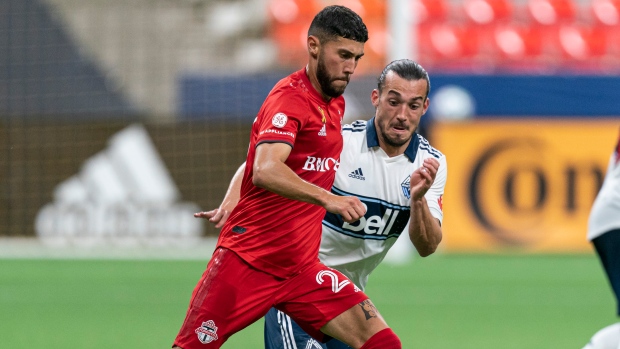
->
<box><xmin>195</xmin><ymin>320</ymin><xmax>219</xmax><ymax>344</ymax></box>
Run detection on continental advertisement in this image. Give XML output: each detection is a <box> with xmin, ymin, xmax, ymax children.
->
<box><xmin>433</xmin><ymin>119</ymin><xmax>619</xmax><ymax>253</ymax></box>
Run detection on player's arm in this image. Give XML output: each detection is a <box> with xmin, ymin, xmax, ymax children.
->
<box><xmin>408</xmin><ymin>158</ymin><xmax>443</xmax><ymax>257</ymax></box>
<box><xmin>194</xmin><ymin>162</ymin><xmax>245</xmax><ymax>228</ymax></box>
<box><xmin>253</xmin><ymin>142</ymin><xmax>366</xmax><ymax>223</ymax></box>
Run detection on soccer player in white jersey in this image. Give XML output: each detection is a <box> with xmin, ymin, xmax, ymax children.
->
<box><xmin>197</xmin><ymin>59</ymin><xmax>446</xmax><ymax>349</ymax></box>
<box><xmin>582</xmin><ymin>130</ymin><xmax>620</xmax><ymax>349</ymax></box>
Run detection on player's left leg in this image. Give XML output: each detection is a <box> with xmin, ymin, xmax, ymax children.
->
<box><xmin>173</xmin><ymin>247</ymin><xmax>278</xmax><ymax>349</ymax></box>
<box><xmin>264</xmin><ymin>308</ymin><xmax>326</xmax><ymax>349</ymax></box>
<box><xmin>593</xmin><ymin>229</ymin><xmax>620</xmax><ymax>316</ymax></box>
<box><xmin>581</xmin><ymin>323</ymin><xmax>620</xmax><ymax>349</ymax></box>
<box><xmin>320</xmin><ymin>300</ymin><xmax>400</xmax><ymax>349</ymax></box>
<box><xmin>275</xmin><ymin>262</ymin><xmax>400</xmax><ymax>349</ymax></box>
<box><xmin>583</xmin><ymin>229</ymin><xmax>620</xmax><ymax>349</ymax></box>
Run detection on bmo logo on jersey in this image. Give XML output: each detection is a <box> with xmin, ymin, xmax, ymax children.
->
<box><xmin>302</xmin><ymin>156</ymin><xmax>339</xmax><ymax>172</ymax></box>
<box><xmin>323</xmin><ymin>200</ymin><xmax>410</xmax><ymax>240</ymax></box>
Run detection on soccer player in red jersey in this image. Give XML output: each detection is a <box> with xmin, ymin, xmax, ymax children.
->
<box><xmin>172</xmin><ymin>5</ymin><xmax>401</xmax><ymax>349</ymax></box>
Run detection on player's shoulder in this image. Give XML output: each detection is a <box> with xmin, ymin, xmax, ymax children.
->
<box><xmin>416</xmin><ymin>134</ymin><xmax>445</xmax><ymax>160</ymax></box>
<box><xmin>263</xmin><ymin>75</ymin><xmax>312</xmax><ymax>115</ymax></box>
<box><xmin>342</xmin><ymin>120</ymin><xmax>368</xmax><ymax>134</ymax></box>
<box><xmin>270</xmin><ymin>77</ymin><xmax>307</xmax><ymax>101</ymax></box>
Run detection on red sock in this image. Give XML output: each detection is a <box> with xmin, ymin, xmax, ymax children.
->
<box><xmin>359</xmin><ymin>328</ymin><xmax>401</xmax><ymax>349</ymax></box>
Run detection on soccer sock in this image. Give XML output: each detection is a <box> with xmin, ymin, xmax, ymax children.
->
<box><xmin>359</xmin><ymin>328</ymin><xmax>401</xmax><ymax>349</ymax></box>
<box><xmin>584</xmin><ymin>323</ymin><xmax>620</xmax><ymax>349</ymax></box>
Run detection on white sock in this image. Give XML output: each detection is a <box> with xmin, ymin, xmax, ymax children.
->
<box><xmin>583</xmin><ymin>323</ymin><xmax>620</xmax><ymax>349</ymax></box>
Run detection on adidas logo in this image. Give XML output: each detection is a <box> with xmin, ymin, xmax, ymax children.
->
<box><xmin>34</xmin><ymin>124</ymin><xmax>203</xmax><ymax>246</ymax></box>
<box><xmin>318</xmin><ymin>124</ymin><xmax>326</xmax><ymax>136</ymax></box>
<box><xmin>348</xmin><ymin>167</ymin><xmax>365</xmax><ymax>180</ymax></box>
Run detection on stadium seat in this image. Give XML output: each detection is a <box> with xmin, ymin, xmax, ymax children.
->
<box><xmin>358</xmin><ymin>0</ymin><xmax>386</xmax><ymax>21</ymax></box>
<box><xmin>590</xmin><ymin>0</ymin><xmax>620</xmax><ymax>57</ymax></box>
<box><xmin>526</xmin><ymin>0</ymin><xmax>577</xmax><ymax>25</ymax></box>
<box><xmin>591</xmin><ymin>0</ymin><xmax>620</xmax><ymax>26</ymax></box>
<box><xmin>524</xmin><ymin>0</ymin><xmax>578</xmax><ymax>67</ymax></box>
<box><xmin>463</xmin><ymin>0</ymin><xmax>514</xmax><ymax>25</ymax></box>
<box><xmin>416</xmin><ymin>23</ymin><xmax>482</xmax><ymax>71</ymax></box>
<box><xmin>359</xmin><ymin>20</ymin><xmax>387</xmax><ymax>73</ymax></box>
<box><xmin>268</xmin><ymin>0</ymin><xmax>320</xmax><ymax>25</ymax></box>
<box><xmin>267</xmin><ymin>0</ymin><xmax>318</xmax><ymax>68</ymax></box>
<box><xmin>491</xmin><ymin>23</ymin><xmax>549</xmax><ymax>72</ymax></box>
<box><xmin>412</xmin><ymin>0</ymin><xmax>450</xmax><ymax>25</ymax></box>
<box><xmin>556</xmin><ymin>24</ymin><xmax>615</xmax><ymax>71</ymax></box>
<box><xmin>461</xmin><ymin>0</ymin><xmax>515</xmax><ymax>64</ymax></box>
<box><xmin>269</xmin><ymin>22</ymin><xmax>309</xmax><ymax>68</ymax></box>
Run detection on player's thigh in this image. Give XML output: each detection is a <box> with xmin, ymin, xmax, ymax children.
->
<box><xmin>174</xmin><ymin>248</ymin><xmax>277</xmax><ymax>348</ymax></box>
<box><xmin>275</xmin><ymin>263</ymin><xmax>368</xmax><ymax>344</ymax></box>
<box><xmin>320</xmin><ymin>299</ymin><xmax>389</xmax><ymax>349</ymax></box>
<box><xmin>264</xmin><ymin>308</ymin><xmax>327</xmax><ymax>349</ymax></box>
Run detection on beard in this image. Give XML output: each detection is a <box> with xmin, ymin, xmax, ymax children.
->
<box><xmin>316</xmin><ymin>54</ymin><xmax>348</xmax><ymax>98</ymax></box>
<box><xmin>377</xmin><ymin>120</ymin><xmax>414</xmax><ymax>148</ymax></box>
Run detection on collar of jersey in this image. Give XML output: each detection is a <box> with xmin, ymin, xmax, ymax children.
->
<box><xmin>366</xmin><ymin>118</ymin><xmax>419</xmax><ymax>162</ymax></box>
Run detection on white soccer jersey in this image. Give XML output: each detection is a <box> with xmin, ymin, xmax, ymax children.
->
<box><xmin>320</xmin><ymin>118</ymin><xmax>447</xmax><ymax>290</ymax></box>
<box><xmin>588</xmin><ymin>131</ymin><xmax>620</xmax><ymax>241</ymax></box>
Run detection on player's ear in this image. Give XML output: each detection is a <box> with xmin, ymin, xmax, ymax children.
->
<box><xmin>371</xmin><ymin>89</ymin><xmax>379</xmax><ymax>107</ymax></box>
<box><xmin>422</xmin><ymin>97</ymin><xmax>430</xmax><ymax>115</ymax></box>
<box><xmin>308</xmin><ymin>36</ymin><xmax>319</xmax><ymax>59</ymax></box>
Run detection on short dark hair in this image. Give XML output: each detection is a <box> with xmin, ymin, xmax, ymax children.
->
<box><xmin>308</xmin><ymin>5</ymin><xmax>368</xmax><ymax>44</ymax></box>
<box><xmin>377</xmin><ymin>59</ymin><xmax>431</xmax><ymax>99</ymax></box>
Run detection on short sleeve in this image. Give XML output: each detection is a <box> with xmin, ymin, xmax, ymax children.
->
<box><xmin>255</xmin><ymin>90</ymin><xmax>308</xmax><ymax>148</ymax></box>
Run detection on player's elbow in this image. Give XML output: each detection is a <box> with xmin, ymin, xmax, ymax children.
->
<box><xmin>252</xmin><ymin>169</ymin><xmax>268</xmax><ymax>188</ymax></box>
<box><xmin>411</xmin><ymin>234</ymin><xmax>442</xmax><ymax>257</ymax></box>
<box><xmin>252</xmin><ymin>163</ymin><xmax>273</xmax><ymax>189</ymax></box>
<box><xmin>416</xmin><ymin>244</ymin><xmax>438</xmax><ymax>257</ymax></box>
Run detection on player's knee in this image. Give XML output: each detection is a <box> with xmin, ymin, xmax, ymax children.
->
<box><xmin>359</xmin><ymin>328</ymin><xmax>401</xmax><ymax>349</ymax></box>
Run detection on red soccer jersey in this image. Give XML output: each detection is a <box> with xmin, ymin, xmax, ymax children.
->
<box><xmin>217</xmin><ymin>68</ymin><xmax>345</xmax><ymax>279</ymax></box>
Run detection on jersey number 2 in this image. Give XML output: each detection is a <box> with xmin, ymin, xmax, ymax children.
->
<box><xmin>316</xmin><ymin>270</ymin><xmax>350</xmax><ymax>293</ymax></box>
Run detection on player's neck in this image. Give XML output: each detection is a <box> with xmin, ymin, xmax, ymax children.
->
<box><xmin>378</xmin><ymin>138</ymin><xmax>409</xmax><ymax>158</ymax></box>
<box><xmin>305</xmin><ymin>65</ymin><xmax>332</xmax><ymax>103</ymax></box>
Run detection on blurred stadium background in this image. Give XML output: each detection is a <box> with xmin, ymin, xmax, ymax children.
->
<box><xmin>1</xmin><ymin>0</ymin><xmax>619</xmax><ymax>347</ymax></box>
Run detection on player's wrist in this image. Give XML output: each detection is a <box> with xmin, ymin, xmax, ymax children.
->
<box><xmin>315</xmin><ymin>188</ymin><xmax>334</xmax><ymax>208</ymax></box>
<box><xmin>410</xmin><ymin>196</ymin><xmax>427</xmax><ymax>207</ymax></box>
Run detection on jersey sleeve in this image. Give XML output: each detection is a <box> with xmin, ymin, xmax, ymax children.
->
<box><xmin>424</xmin><ymin>154</ymin><xmax>447</xmax><ymax>224</ymax></box>
<box><xmin>255</xmin><ymin>90</ymin><xmax>308</xmax><ymax>148</ymax></box>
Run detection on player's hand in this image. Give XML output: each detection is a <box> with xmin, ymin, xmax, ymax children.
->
<box><xmin>410</xmin><ymin>158</ymin><xmax>440</xmax><ymax>201</ymax></box>
<box><xmin>324</xmin><ymin>195</ymin><xmax>366</xmax><ymax>223</ymax></box>
<box><xmin>194</xmin><ymin>208</ymin><xmax>231</xmax><ymax>229</ymax></box>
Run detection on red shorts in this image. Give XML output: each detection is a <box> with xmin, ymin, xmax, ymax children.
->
<box><xmin>173</xmin><ymin>247</ymin><xmax>368</xmax><ymax>349</ymax></box>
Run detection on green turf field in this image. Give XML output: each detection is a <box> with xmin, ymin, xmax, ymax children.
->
<box><xmin>0</xmin><ymin>253</ymin><xmax>615</xmax><ymax>348</ymax></box>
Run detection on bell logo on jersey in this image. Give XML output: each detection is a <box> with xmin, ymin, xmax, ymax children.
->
<box><xmin>343</xmin><ymin>208</ymin><xmax>401</xmax><ymax>236</ymax></box>
<box><xmin>302</xmin><ymin>156</ymin><xmax>339</xmax><ymax>172</ymax></box>
<box><xmin>323</xmin><ymin>190</ymin><xmax>411</xmax><ymax>240</ymax></box>
<box><xmin>195</xmin><ymin>320</ymin><xmax>219</xmax><ymax>344</ymax></box>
